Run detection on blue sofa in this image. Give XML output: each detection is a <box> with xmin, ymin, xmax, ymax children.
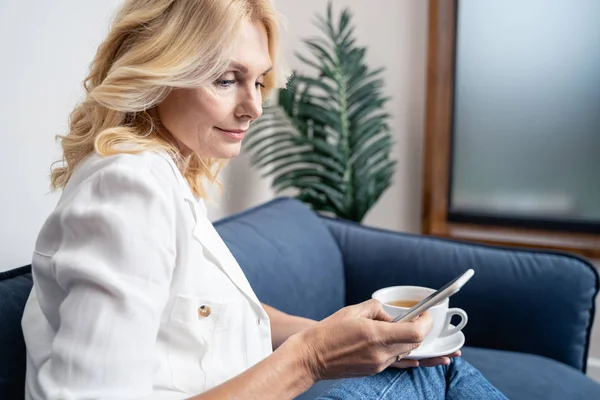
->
<box><xmin>2</xmin><ymin>197</ymin><xmax>600</xmax><ymax>399</ymax></box>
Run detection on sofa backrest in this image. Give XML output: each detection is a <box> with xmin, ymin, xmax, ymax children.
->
<box><xmin>0</xmin><ymin>265</ymin><xmax>32</xmax><ymax>399</ymax></box>
<box><xmin>215</xmin><ymin>198</ymin><xmax>345</xmax><ymax>321</ymax></box>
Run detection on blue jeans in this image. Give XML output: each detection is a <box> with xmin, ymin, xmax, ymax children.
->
<box><xmin>315</xmin><ymin>357</ymin><xmax>507</xmax><ymax>399</ymax></box>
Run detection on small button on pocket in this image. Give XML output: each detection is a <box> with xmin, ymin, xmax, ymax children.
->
<box><xmin>198</xmin><ymin>305</ymin><xmax>211</xmax><ymax>318</ymax></box>
<box><xmin>170</xmin><ymin>295</ymin><xmax>222</xmax><ymax>328</ymax></box>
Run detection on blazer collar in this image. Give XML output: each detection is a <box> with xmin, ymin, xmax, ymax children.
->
<box><xmin>159</xmin><ymin>152</ymin><xmax>263</xmax><ymax>310</ymax></box>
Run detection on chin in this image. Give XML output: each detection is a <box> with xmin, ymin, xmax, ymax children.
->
<box><xmin>215</xmin><ymin>143</ymin><xmax>243</xmax><ymax>159</ymax></box>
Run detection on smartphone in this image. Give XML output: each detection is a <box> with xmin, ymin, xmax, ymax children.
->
<box><xmin>393</xmin><ymin>269</ymin><xmax>474</xmax><ymax>323</ymax></box>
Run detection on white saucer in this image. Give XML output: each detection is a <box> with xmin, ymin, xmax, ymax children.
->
<box><xmin>404</xmin><ymin>324</ymin><xmax>465</xmax><ymax>360</ymax></box>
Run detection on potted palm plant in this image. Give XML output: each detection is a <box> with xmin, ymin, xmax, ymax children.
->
<box><xmin>245</xmin><ymin>3</ymin><xmax>395</xmax><ymax>222</ymax></box>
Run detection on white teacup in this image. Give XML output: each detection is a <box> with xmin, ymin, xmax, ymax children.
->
<box><xmin>372</xmin><ymin>286</ymin><xmax>468</xmax><ymax>348</ymax></box>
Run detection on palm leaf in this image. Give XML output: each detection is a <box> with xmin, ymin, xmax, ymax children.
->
<box><xmin>305</xmin><ymin>40</ymin><xmax>337</xmax><ymax>70</ymax></box>
<box><xmin>272</xmin><ymin>168</ymin><xmax>343</xmax><ymax>190</ymax></box>
<box><xmin>347</xmin><ymin>78</ymin><xmax>385</xmax><ymax>104</ymax></box>
<box><xmin>351</xmin><ymin>135</ymin><xmax>393</xmax><ymax>167</ymax></box>
<box><xmin>261</xmin><ymin>152</ymin><xmax>345</xmax><ymax>176</ymax></box>
<box><xmin>295</xmin><ymin>76</ymin><xmax>337</xmax><ymax>96</ymax></box>
<box><xmin>246</xmin><ymin>131</ymin><xmax>296</xmax><ymax>157</ymax></box>
<box><xmin>354</xmin><ymin>151</ymin><xmax>391</xmax><ymax>178</ymax></box>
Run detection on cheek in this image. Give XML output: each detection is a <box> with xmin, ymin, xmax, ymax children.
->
<box><xmin>158</xmin><ymin>91</ymin><xmax>198</xmax><ymax>135</ymax></box>
<box><xmin>196</xmin><ymin>91</ymin><xmax>233</xmax><ymax>127</ymax></box>
<box><xmin>158</xmin><ymin>89</ymin><xmax>233</xmax><ymax>140</ymax></box>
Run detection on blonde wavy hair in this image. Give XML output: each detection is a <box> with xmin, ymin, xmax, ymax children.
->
<box><xmin>51</xmin><ymin>0</ymin><xmax>286</xmax><ymax>197</ymax></box>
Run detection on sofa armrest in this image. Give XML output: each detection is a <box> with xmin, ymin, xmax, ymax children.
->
<box><xmin>322</xmin><ymin>217</ymin><xmax>599</xmax><ymax>372</ymax></box>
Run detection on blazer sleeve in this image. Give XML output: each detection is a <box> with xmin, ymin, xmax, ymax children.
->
<box><xmin>32</xmin><ymin>161</ymin><xmax>180</xmax><ymax>399</ymax></box>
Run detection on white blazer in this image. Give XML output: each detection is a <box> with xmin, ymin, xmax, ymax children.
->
<box><xmin>21</xmin><ymin>151</ymin><xmax>273</xmax><ymax>399</ymax></box>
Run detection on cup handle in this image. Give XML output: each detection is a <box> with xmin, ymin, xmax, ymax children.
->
<box><xmin>439</xmin><ymin>308</ymin><xmax>468</xmax><ymax>338</ymax></box>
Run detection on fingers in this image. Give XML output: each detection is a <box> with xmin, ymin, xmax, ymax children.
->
<box><xmin>408</xmin><ymin>311</ymin><xmax>434</xmax><ymax>342</ymax></box>
<box><xmin>393</xmin><ymin>359</ymin><xmax>420</xmax><ymax>369</ymax></box>
<box><xmin>375</xmin><ymin>311</ymin><xmax>434</xmax><ymax>346</ymax></box>
<box><xmin>390</xmin><ymin>356</ymin><xmax>450</xmax><ymax>369</ymax></box>
<box><xmin>412</xmin><ymin>311</ymin><xmax>434</xmax><ymax>330</ymax></box>
<box><xmin>354</xmin><ymin>299</ymin><xmax>394</xmax><ymax>322</ymax></box>
<box><xmin>417</xmin><ymin>357</ymin><xmax>451</xmax><ymax>367</ymax></box>
<box><xmin>391</xmin><ymin>350</ymin><xmax>462</xmax><ymax>369</ymax></box>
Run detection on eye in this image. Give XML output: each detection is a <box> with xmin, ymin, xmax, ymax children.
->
<box><xmin>256</xmin><ymin>82</ymin><xmax>265</xmax><ymax>89</ymax></box>
<box><xmin>216</xmin><ymin>79</ymin><xmax>236</xmax><ymax>88</ymax></box>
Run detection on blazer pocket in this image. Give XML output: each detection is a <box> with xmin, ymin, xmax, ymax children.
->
<box><xmin>167</xmin><ymin>295</ymin><xmax>227</xmax><ymax>393</ymax></box>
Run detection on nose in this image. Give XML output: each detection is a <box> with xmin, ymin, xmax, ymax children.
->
<box><xmin>236</xmin><ymin>85</ymin><xmax>263</xmax><ymax>121</ymax></box>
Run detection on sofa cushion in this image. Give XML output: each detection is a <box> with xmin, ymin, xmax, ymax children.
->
<box><xmin>0</xmin><ymin>265</ymin><xmax>33</xmax><ymax>399</ymax></box>
<box><xmin>462</xmin><ymin>346</ymin><xmax>600</xmax><ymax>400</ymax></box>
<box><xmin>215</xmin><ymin>198</ymin><xmax>345</xmax><ymax>321</ymax></box>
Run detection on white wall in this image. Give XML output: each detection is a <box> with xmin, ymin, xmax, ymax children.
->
<box><xmin>0</xmin><ymin>0</ymin><xmax>124</xmax><ymax>270</ymax></box>
<box><xmin>0</xmin><ymin>0</ymin><xmax>429</xmax><ymax>271</ymax></box>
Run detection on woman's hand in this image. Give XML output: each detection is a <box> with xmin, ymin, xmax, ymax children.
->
<box><xmin>291</xmin><ymin>299</ymin><xmax>435</xmax><ymax>381</ymax></box>
<box><xmin>391</xmin><ymin>350</ymin><xmax>462</xmax><ymax>369</ymax></box>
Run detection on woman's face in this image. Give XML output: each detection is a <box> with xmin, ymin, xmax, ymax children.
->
<box><xmin>157</xmin><ymin>19</ymin><xmax>272</xmax><ymax>159</ymax></box>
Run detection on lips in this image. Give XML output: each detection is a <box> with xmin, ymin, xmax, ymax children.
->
<box><xmin>219</xmin><ymin>128</ymin><xmax>246</xmax><ymax>133</ymax></box>
<box><xmin>216</xmin><ymin>127</ymin><xmax>246</xmax><ymax>141</ymax></box>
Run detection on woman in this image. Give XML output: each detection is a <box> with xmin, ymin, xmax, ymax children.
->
<box><xmin>21</xmin><ymin>0</ymin><xmax>507</xmax><ymax>399</ymax></box>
